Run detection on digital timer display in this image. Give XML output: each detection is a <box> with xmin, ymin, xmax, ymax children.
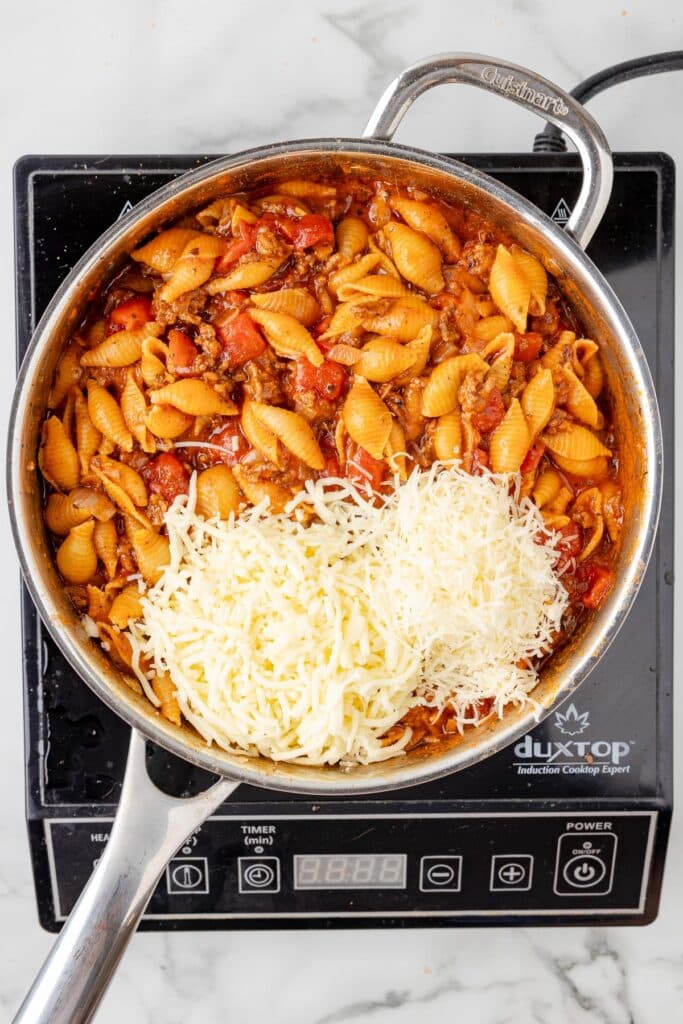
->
<box><xmin>293</xmin><ymin>853</ymin><xmax>407</xmax><ymax>890</ymax></box>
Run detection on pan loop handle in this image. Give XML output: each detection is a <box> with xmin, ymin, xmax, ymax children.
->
<box><xmin>13</xmin><ymin>730</ymin><xmax>238</xmax><ymax>1024</ymax></box>
<box><xmin>363</xmin><ymin>53</ymin><xmax>613</xmax><ymax>250</ymax></box>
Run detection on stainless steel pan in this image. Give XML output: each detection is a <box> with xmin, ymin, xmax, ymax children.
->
<box><xmin>8</xmin><ymin>54</ymin><xmax>662</xmax><ymax>1023</ymax></box>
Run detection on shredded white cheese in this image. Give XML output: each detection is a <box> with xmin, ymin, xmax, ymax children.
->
<box><xmin>125</xmin><ymin>467</ymin><xmax>568</xmax><ymax>766</ymax></box>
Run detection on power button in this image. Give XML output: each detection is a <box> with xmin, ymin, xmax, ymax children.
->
<box><xmin>554</xmin><ymin>833</ymin><xmax>617</xmax><ymax>896</ymax></box>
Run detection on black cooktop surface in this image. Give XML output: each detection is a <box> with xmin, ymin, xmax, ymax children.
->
<box><xmin>14</xmin><ymin>152</ymin><xmax>674</xmax><ymax>929</ymax></box>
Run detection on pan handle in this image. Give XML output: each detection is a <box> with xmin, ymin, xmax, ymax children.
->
<box><xmin>362</xmin><ymin>53</ymin><xmax>613</xmax><ymax>250</ymax></box>
<box><xmin>13</xmin><ymin>730</ymin><xmax>238</xmax><ymax>1024</ymax></box>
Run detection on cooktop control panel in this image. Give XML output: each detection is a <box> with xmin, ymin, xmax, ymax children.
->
<box><xmin>45</xmin><ymin>812</ymin><xmax>656</xmax><ymax>924</ymax></box>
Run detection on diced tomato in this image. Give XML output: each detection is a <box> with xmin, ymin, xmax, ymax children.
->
<box><xmin>216</xmin><ymin>312</ymin><xmax>267</xmax><ymax>367</ymax></box>
<box><xmin>203</xmin><ymin>421</ymin><xmax>251</xmax><ymax>465</ymax></box>
<box><xmin>141</xmin><ymin>453</ymin><xmax>190</xmax><ymax>503</ymax></box>
<box><xmin>520</xmin><ymin>440</ymin><xmax>545</xmax><ymax>476</ymax></box>
<box><xmin>107</xmin><ymin>296</ymin><xmax>153</xmax><ymax>333</ymax></box>
<box><xmin>471</xmin><ymin>448</ymin><xmax>489</xmax><ymax>475</ymax></box>
<box><xmin>554</xmin><ymin>522</ymin><xmax>583</xmax><ymax>575</ymax></box>
<box><xmin>471</xmin><ymin>387</ymin><xmax>505</xmax><ymax>434</ymax></box>
<box><xmin>576</xmin><ymin>563</ymin><xmax>614</xmax><ymax>609</ymax></box>
<box><xmin>293</xmin><ymin>358</ymin><xmax>348</xmax><ymax>401</ymax></box>
<box><xmin>167</xmin><ymin>329</ymin><xmax>198</xmax><ymax>373</ymax></box>
<box><xmin>346</xmin><ymin>443</ymin><xmax>387</xmax><ymax>492</ymax></box>
<box><xmin>278</xmin><ymin>214</ymin><xmax>334</xmax><ymax>249</ymax></box>
<box><xmin>514</xmin><ymin>331</ymin><xmax>543</xmax><ymax>362</ymax></box>
<box><xmin>213</xmin><ymin>222</ymin><xmax>257</xmax><ymax>273</ymax></box>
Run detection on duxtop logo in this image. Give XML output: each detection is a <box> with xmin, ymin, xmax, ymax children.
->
<box><xmin>512</xmin><ymin>701</ymin><xmax>632</xmax><ymax>777</ymax></box>
<box><xmin>554</xmin><ymin>703</ymin><xmax>590</xmax><ymax>736</ymax></box>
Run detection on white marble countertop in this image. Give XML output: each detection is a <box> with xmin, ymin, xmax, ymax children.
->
<box><xmin>1</xmin><ymin>1</ymin><xmax>682</xmax><ymax>1020</ymax></box>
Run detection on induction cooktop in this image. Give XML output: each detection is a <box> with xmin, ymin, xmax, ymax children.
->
<box><xmin>14</xmin><ymin>152</ymin><xmax>674</xmax><ymax>930</ymax></box>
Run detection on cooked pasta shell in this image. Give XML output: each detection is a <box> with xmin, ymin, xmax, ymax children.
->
<box><xmin>326</xmin><ymin>343</ymin><xmax>363</xmax><ymax>366</ymax></box>
<box><xmin>342</xmin><ymin>377</ymin><xmax>392</xmax><ymax>460</ymax></box>
<box><xmin>582</xmin><ymin>352</ymin><xmax>604</xmax><ymax>399</ymax></box>
<box><xmin>132</xmin><ymin>228</ymin><xmax>200</xmax><ymax>274</ymax></box>
<box><xmin>394</xmin><ymin>325</ymin><xmax>433</xmax><ymax>385</ymax></box>
<box><xmin>551</xmin><ymin>453</ymin><xmax>610</xmax><ymax>481</ymax></box>
<box><xmin>433</xmin><ymin>411</ymin><xmax>462</xmax><ymax>463</ymax></box>
<box><xmin>562</xmin><ymin>368</ymin><xmax>603</xmax><ymax>429</ymax></box>
<box><xmin>80</xmin><ymin>323</ymin><xmax>163</xmax><ymax>367</ymax></box>
<box><xmin>277</xmin><ymin>179</ymin><xmax>336</xmax><ymax>199</ymax></box>
<box><xmin>241</xmin><ymin>400</ymin><xmax>282</xmax><ymax>467</ymax></box>
<box><xmin>97</xmin><ymin>622</ymin><xmax>134</xmax><ymax>671</ymax></box>
<box><xmin>152</xmin><ymin>673</ymin><xmax>182</xmax><ymax>726</ymax></box>
<box><xmin>545</xmin><ymin>485</ymin><xmax>573</xmax><ymax>515</ymax></box>
<box><xmin>521</xmin><ymin>368</ymin><xmax>555</xmax><ymax>438</ymax></box>
<box><xmin>48</xmin><ymin>344</ymin><xmax>83</xmax><ymax>409</ymax></box>
<box><xmin>131</xmin><ymin>526</ymin><xmax>170</xmax><ymax>585</ymax></box>
<box><xmin>87</xmin><ymin>585</ymin><xmax>111</xmax><ymax>622</ymax></box>
<box><xmin>232</xmin><ymin>465</ymin><xmax>292</xmax><ymax>513</ymax></box>
<box><xmin>249</xmin><ymin>287</ymin><xmax>321</xmax><ymax>326</ymax></box>
<box><xmin>367</xmin><ymin>236</ymin><xmax>401</xmax><ymax>278</ymax></box>
<box><xmin>159</xmin><ymin>234</ymin><xmax>225</xmax><ymax>303</ymax></box>
<box><xmin>56</xmin><ymin>520</ymin><xmax>98</xmax><ymax>584</ymax></box>
<box><xmin>390</xmin><ymin>197</ymin><xmax>461</xmax><ymax>262</ymax></box>
<box><xmin>44</xmin><ymin>492</ymin><xmax>90</xmax><ymax>535</ymax></box>
<box><xmin>145</xmin><ymin>404</ymin><xmax>194</xmax><ymax>439</ymax></box>
<box><xmin>109</xmin><ymin>585</ymin><xmax>143</xmax><ymax>629</ymax></box>
<box><xmin>474</xmin><ymin>314</ymin><xmax>513</xmax><ymax>343</ymax></box>
<box><xmin>45</xmin><ymin>487</ymin><xmax>115</xmax><ymax>535</ymax></box>
<box><xmin>572</xmin><ymin>487</ymin><xmax>604</xmax><ymax>561</ymax></box>
<box><xmin>328</xmin><ymin>254</ymin><xmax>381</xmax><ymax>296</ymax></box>
<box><xmin>247</xmin><ymin>308</ymin><xmax>323</xmax><ymax>367</ymax></box>
<box><xmin>482</xmin><ymin>332</ymin><xmax>515</xmax><ymax>392</ymax></box>
<box><xmin>86</xmin><ymin>382</ymin><xmax>133</xmax><ymax>452</ymax></box>
<box><xmin>206</xmin><ymin>257</ymin><xmax>283</xmax><ymax>294</ymax></box>
<box><xmin>532</xmin><ymin>469</ymin><xmax>562</xmax><ymax>509</ymax></box>
<box><xmin>231</xmin><ymin>202</ymin><xmax>259</xmax><ymax>230</ymax></box>
<box><xmin>362</xmin><ymin>296</ymin><xmax>438</xmax><ymax>341</ymax></box>
<box><xmin>73</xmin><ymin>388</ymin><xmax>103</xmax><ymax>474</ymax></box>
<box><xmin>93</xmin><ymin>519</ymin><xmax>119</xmax><ymax>578</ymax></box>
<box><xmin>490</xmin><ymin>399</ymin><xmax>530</xmax><ymax>474</ymax></box>
<box><xmin>250</xmin><ymin>403</ymin><xmax>324</xmax><ymax>470</ymax></box>
<box><xmin>421</xmin><ymin>354</ymin><xmax>488</xmax><ymax>417</ymax></box>
<box><xmin>92</xmin><ymin>455</ymin><xmax>148</xmax><ymax>506</ymax></box>
<box><xmin>61</xmin><ymin>387</ymin><xmax>77</xmax><ymax>440</ymax></box>
<box><xmin>511</xmin><ymin>248</ymin><xmax>547</xmax><ymax>316</ymax></box>
<box><xmin>476</xmin><ymin>299</ymin><xmax>497</xmax><ymax>317</ymax></box>
<box><xmin>541</xmin><ymin>423</ymin><xmax>611</xmax><ymax>461</ymax></box>
<box><xmin>149</xmin><ymin>380</ymin><xmax>237</xmax><ymax>416</ymax></box>
<box><xmin>543</xmin><ymin>512</ymin><xmax>571</xmax><ymax>531</ymax></box>
<box><xmin>141</xmin><ymin>337</ymin><xmax>171</xmax><ymax>389</ymax></box>
<box><xmin>121</xmin><ymin>372</ymin><xmax>156</xmax><ymax>453</ymax></box>
<box><xmin>573</xmin><ymin>338</ymin><xmax>599</xmax><ymax>371</ymax></box>
<box><xmin>542</xmin><ymin>331</ymin><xmax>576</xmax><ymax>371</ymax></box>
<box><xmin>318</xmin><ymin>298</ymin><xmax>375</xmax><ymax>339</ymax></box>
<box><xmin>600</xmin><ymin>481</ymin><xmax>623</xmax><ymax>542</ymax></box>
<box><xmin>385</xmin><ymin>420</ymin><xmax>408</xmax><ymax>481</ymax></box>
<box><xmin>196</xmin><ymin>197</ymin><xmax>237</xmax><ymax>227</ymax></box>
<box><xmin>90</xmin><ymin>465</ymin><xmax>152</xmax><ymax>529</ymax></box>
<box><xmin>488</xmin><ymin>244</ymin><xmax>531</xmax><ymax>333</ymax></box>
<box><xmin>353</xmin><ymin>338</ymin><xmax>417</xmax><ymax>382</ymax></box>
<box><xmin>383</xmin><ymin>221</ymin><xmax>444</xmax><ymax>294</ymax></box>
<box><xmin>335</xmin><ymin>216</ymin><xmax>368</xmax><ymax>260</ymax></box>
<box><xmin>337</xmin><ymin>274</ymin><xmax>408</xmax><ymax>302</ymax></box>
<box><xmin>39</xmin><ymin>415</ymin><xmax>80</xmax><ymax>492</ymax></box>
<box><xmin>196</xmin><ymin>465</ymin><xmax>242</xmax><ymax>519</ymax></box>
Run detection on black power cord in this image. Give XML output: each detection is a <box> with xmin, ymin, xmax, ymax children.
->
<box><xmin>533</xmin><ymin>51</ymin><xmax>683</xmax><ymax>152</ymax></box>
